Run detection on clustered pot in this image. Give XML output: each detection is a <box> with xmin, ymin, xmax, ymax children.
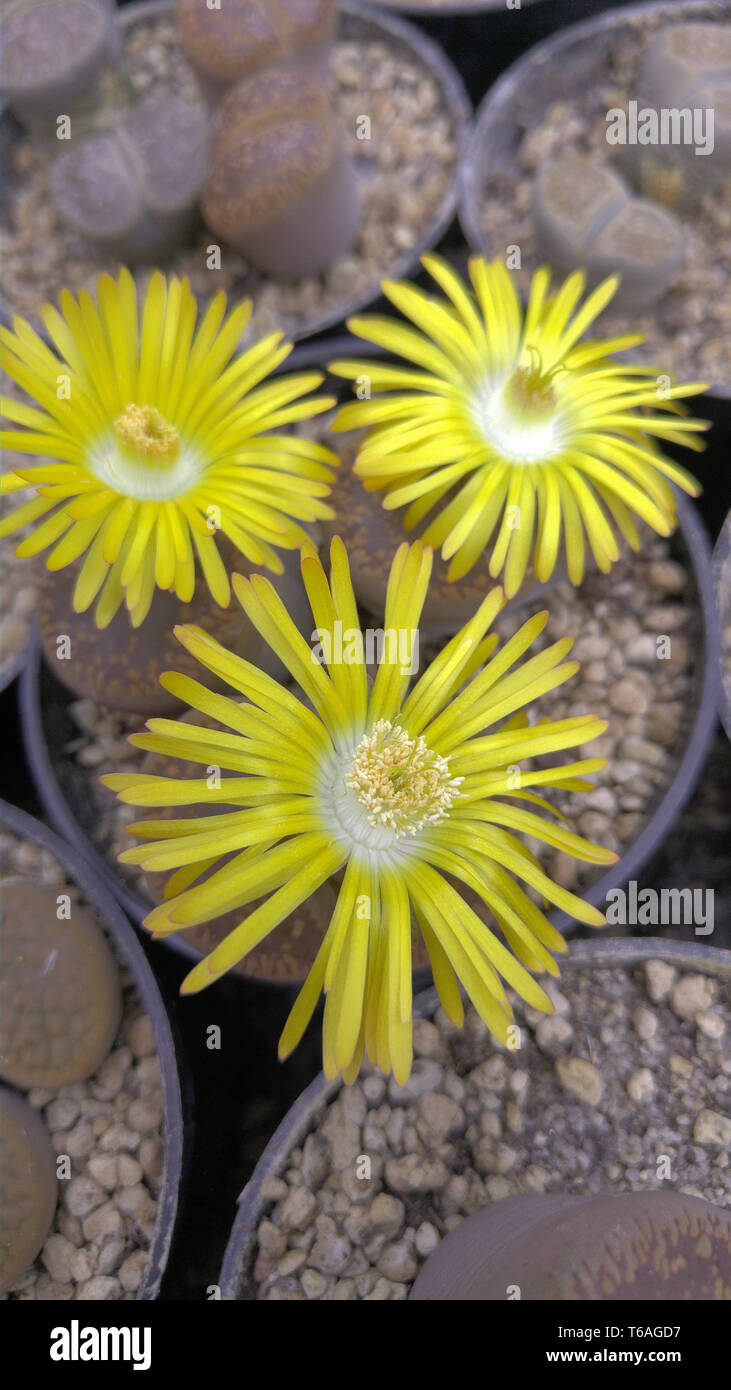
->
<box><xmin>0</xmin><ymin>0</ymin><xmax>471</xmax><ymax>343</ymax></box>
<box><xmin>459</xmin><ymin>0</ymin><xmax>731</xmax><ymax>400</ymax></box>
<box><xmin>0</xmin><ymin>801</ymin><xmax>185</xmax><ymax>1299</ymax></box>
<box><xmin>217</xmin><ymin>936</ymin><xmax>731</xmax><ymax>1300</ymax></box>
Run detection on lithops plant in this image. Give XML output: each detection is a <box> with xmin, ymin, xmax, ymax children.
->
<box><xmin>34</xmin><ymin>531</ymin><xmax>312</xmax><ymax>713</ymax></box>
<box><xmin>0</xmin><ymin>878</ymin><xmax>121</xmax><ymax>1088</ymax></box>
<box><xmin>202</xmin><ymin>67</ymin><xmax>361</xmax><ymax>280</ymax></box>
<box><xmin>0</xmin><ymin>1088</ymin><xmax>58</xmax><ymax>1295</ymax></box>
<box><xmin>49</xmin><ymin>95</ymin><xmax>210</xmax><ymax>265</ymax></box>
<box><xmin>176</xmin><ymin>0</ymin><xmax>336</xmax><ymax>97</ymax></box>
<box><xmin>533</xmin><ymin>154</ymin><xmax>685</xmax><ymax>311</ymax></box>
<box><xmin>410</xmin><ymin>1191</ymin><xmax>731</xmax><ymax>1300</ymax></box>
<box><xmin>622</xmin><ymin>23</ymin><xmax>731</xmax><ymax>210</ymax></box>
<box><xmin>2</xmin><ymin>0</ymin><xmax>118</xmax><ymax>130</ymax></box>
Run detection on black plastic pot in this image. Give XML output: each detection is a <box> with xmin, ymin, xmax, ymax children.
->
<box><xmin>217</xmin><ymin>934</ymin><xmax>731</xmax><ymax>1299</ymax></box>
<box><xmin>458</xmin><ymin>0</ymin><xmax>731</xmax><ymax>402</ymax></box>
<box><xmin>0</xmin><ymin>0</ymin><xmax>471</xmax><ymax>343</ymax></box>
<box><xmin>0</xmin><ymin>799</ymin><xmax>185</xmax><ymax>1300</ymax></box>
<box><xmin>712</xmin><ymin>509</ymin><xmax>731</xmax><ymax>741</ymax></box>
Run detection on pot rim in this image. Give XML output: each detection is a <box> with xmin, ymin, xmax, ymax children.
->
<box><xmin>457</xmin><ymin>0</ymin><xmax>731</xmax><ymax>401</ymax></box>
<box><xmin>0</xmin><ymin>797</ymin><xmax>185</xmax><ymax>1300</ymax></box>
<box><xmin>711</xmin><ymin>508</ymin><xmax>731</xmax><ymax>741</ymax></box>
<box><xmin>217</xmin><ymin>933</ymin><xmax>731</xmax><ymax>1299</ymax></box>
<box><xmin>0</xmin><ymin>0</ymin><xmax>471</xmax><ymax>344</ymax></box>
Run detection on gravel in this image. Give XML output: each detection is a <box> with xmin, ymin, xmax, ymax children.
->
<box><xmin>0</xmin><ymin>829</ymin><xmax>165</xmax><ymax>1302</ymax></box>
<box><xmin>472</xmin><ymin>4</ymin><xmax>731</xmax><ymax>390</ymax></box>
<box><xmin>1</xmin><ymin>14</ymin><xmax>458</xmax><ymax>344</ymax></box>
<box><xmin>239</xmin><ymin>961</ymin><xmax>729</xmax><ymax>1300</ymax></box>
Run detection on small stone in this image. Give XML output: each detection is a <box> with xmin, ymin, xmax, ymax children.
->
<box><xmin>258</xmin><ymin>1219</ymin><xmax>287</xmax><ymax>1258</ymax></box>
<box><xmin>377</xmin><ymin>1239</ymin><xmax>417</xmax><ymax>1282</ymax></box>
<box><xmin>693</xmin><ymin>1110</ymin><xmax>731</xmax><ymax>1146</ymax></box>
<box><xmin>362</xmin><ymin>1075</ymin><xmax>386</xmax><ymax>1105</ymax></box>
<box><xmin>69</xmin><ymin>1249</ymin><xmax>94</xmax><ymax>1284</ymax></box>
<box><xmin>670</xmin><ymin>974</ymin><xmax>715</xmax><ymax>1020</ymax></box>
<box><xmin>309</xmin><ymin>1232</ymin><xmax>351</xmax><ymax>1276</ymax></box>
<box><xmin>65</xmin><ymin>1174</ymin><xmax>106</xmax><ymax>1217</ymax></box>
<box><xmin>415</xmin><ymin>1222</ymin><xmax>440</xmax><ymax>1257</ymax></box>
<box><xmin>126</xmin><ymin>1014</ymin><xmax>156</xmax><ymax>1058</ymax></box>
<box><xmin>99</xmin><ymin>1123</ymin><xmax>140</xmax><ymax>1154</ymax></box>
<box><xmin>696</xmin><ymin>1010</ymin><xmax>725</xmax><ymax>1039</ymax></box>
<box><xmin>415</xmin><ymin>1091</ymin><xmax>464</xmax><ymax>1143</ymax></box>
<box><xmin>412</xmin><ymin>1019</ymin><xmax>441</xmax><ymax>1058</ymax></box>
<box><xmin>45</xmin><ymin>1097</ymin><xmax>81</xmax><ymax>1131</ymax></box>
<box><xmin>127</xmin><ymin>1099</ymin><xmax>162</xmax><ymax>1134</ymax></box>
<box><xmin>329</xmin><ymin>1278</ymin><xmax>357</xmax><ymax>1300</ymax></box>
<box><xmin>277</xmin><ymin>1187</ymin><xmax>317</xmax><ymax>1231</ymax></box>
<box><xmin>301</xmin><ymin>1133</ymin><xmax>330</xmax><ymax>1188</ymax></box>
<box><xmin>364</xmin><ymin>1193</ymin><xmax>405</xmax><ymax>1240</ymax></box>
<box><xmin>95</xmin><ymin>1238</ymin><xmax>126</xmax><ymax>1276</ymax></box>
<box><xmin>260</xmin><ymin>1175</ymin><xmax>288</xmax><ymax>1202</ymax></box>
<box><xmin>75</xmin><ymin>1276</ymin><xmax>121</xmax><ymax>1300</ymax></box>
<box><xmin>65</xmin><ymin>1120</ymin><xmax>95</xmax><ymax>1159</ymax></box>
<box><xmin>117</xmin><ymin>1154</ymin><xmax>143</xmax><ymax>1187</ymax></box>
<box><xmin>83</xmin><ymin>1202</ymin><xmax>124</xmax><ymax>1244</ymax></box>
<box><xmin>555</xmin><ymin>1056</ymin><xmax>604</xmax><ymax>1106</ymax></box>
<box><xmin>41</xmin><ymin>1234</ymin><xmax>76</xmax><ymax>1283</ymax></box>
<box><xmin>644</xmin><ymin>959</ymin><xmax>677</xmax><ymax>1003</ymax></box>
<box><xmin>633</xmin><ymin>1006</ymin><xmax>658</xmax><ymax>1041</ymax></box>
<box><xmin>384</xmin><ymin>1154</ymin><xmax>449</xmax><ymax>1193</ymax></box>
<box><xmin>388</xmin><ymin>1058</ymin><xmax>443</xmax><ymax>1105</ymax></box>
<box><xmin>535</xmin><ymin>1014</ymin><xmax>574</xmax><ymax>1056</ymax></box>
<box><xmin>118</xmin><ymin>1250</ymin><xmax>149</xmax><ymax>1293</ymax></box>
<box><xmin>610</xmin><ymin>678</ymin><xmax>649</xmax><ymax>716</ymax></box>
<box><xmin>301</xmin><ymin>1268</ymin><xmax>329</xmax><ymax>1299</ymax></box>
<box><xmin>626</xmin><ymin>1068</ymin><xmax>655</xmax><ymax>1102</ymax></box>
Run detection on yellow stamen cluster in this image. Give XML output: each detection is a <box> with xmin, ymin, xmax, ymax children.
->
<box><xmin>114</xmin><ymin>403</ymin><xmax>180</xmax><ymax>462</ymax></box>
<box><xmin>502</xmin><ymin>346</ymin><xmax>561</xmax><ymax>423</ymax></box>
<box><xmin>346</xmin><ymin>718</ymin><xmax>463</xmax><ymax>837</ymax></box>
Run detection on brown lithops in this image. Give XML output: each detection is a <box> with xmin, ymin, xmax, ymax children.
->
<box><xmin>202</xmin><ymin>67</ymin><xmax>361</xmax><ymax>280</ymax></box>
<box><xmin>0</xmin><ymin>878</ymin><xmax>121</xmax><ymax>1089</ymax></box>
<box><xmin>176</xmin><ymin>0</ymin><xmax>336</xmax><ymax>92</ymax></box>
<box><xmin>0</xmin><ymin>1088</ymin><xmax>58</xmax><ymax>1293</ymax></box>
<box><xmin>410</xmin><ymin>1191</ymin><xmax>731</xmax><ymax>1300</ymax></box>
<box><xmin>36</xmin><ymin>541</ymin><xmax>311</xmax><ymax>714</ymax></box>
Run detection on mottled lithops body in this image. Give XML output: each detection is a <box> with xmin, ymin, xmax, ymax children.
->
<box><xmin>2</xmin><ymin>0</ymin><xmax>118</xmax><ymax>129</ymax></box>
<box><xmin>621</xmin><ymin>23</ymin><xmax>731</xmax><ymax>209</ymax></box>
<box><xmin>176</xmin><ymin>0</ymin><xmax>336</xmax><ymax>94</ymax></box>
<box><xmin>49</xmin><ymin>95</ymin><xmax>210</xmax><ymax>263</ymax></box>
<box><xmin>533</xmin><ymin>154</ymin><xmax>684</xmax><ymax>308</ymax></box>
<box><xmin>35</xmin><ymin>539</ymin><xmax>311</xmax><ymax>712</ymax></box>
<box><xmin>410</xmin><ymin>1191</ymin><xmax>731</xmax><ymax>1300</ymax></box>
<box><xmin>202</xmin><ymin>68</ymin><xmax>360</xmax><ymax>280</ymax></box>
<box><xmin>0</xmin><ymin>878</ymin><xmax>121</xmax><ymax>1088</ymax></box>
<box><xmin>0</xmin><ymin>1088</ymin><xmax>58</xmax><ymax>1294</ymax></box>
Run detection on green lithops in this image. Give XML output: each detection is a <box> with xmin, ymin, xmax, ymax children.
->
<box><xmin>202</xmin><ymin>67</ymin><xmax>361</xmax><ymax>280</ymax></box>
<box><xmin>410</xmin><ymin>1191</ymin><xmax>731</xmax><ymax>1300</ymax></box>
<box><xmin>0</xmin><ymin>1088</ymin><xmax>58</xmax><ymax>1294</ymax></box>
<box><xmin>0</xmin><ymin>878</ymin><xmax>121</xmax><ymax>1089</ymax></box>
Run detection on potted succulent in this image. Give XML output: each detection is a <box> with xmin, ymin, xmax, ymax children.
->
<box><xmin>459</xmin><ymin>0</ymin><xmax>731</xmax><ymax>401</ymax></box>
<box><xmin>0</xmin><ymin>800</ymin><xmax>185</xmax><ymax>1300</ymax></box>
<box><xmin>215</xmin><ymin>938</ymin><xmax>731</xmax><ymax>1300</ymax></box>
<box><xmin>0</xmin><ymin>0</ymin><xmax>470</xmax><ymax>345</ymax></box>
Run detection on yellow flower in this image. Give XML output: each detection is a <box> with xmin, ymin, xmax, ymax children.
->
<box><xmin>329</xmin><ymin>256</ymin><xmax>707</xmax><ymax>597</ymax></box>
<box><xmin>103</xmin><ymin>537</ymin><xmax>616</xmax><ymax>1084</ymax></box>
<box><xmin>1</xmin><ymin>269</ymin><xmax>337</xmax><ymax>626</ymax></box>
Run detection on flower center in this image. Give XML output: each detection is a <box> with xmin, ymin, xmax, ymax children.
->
<box><xmin>345</xmin><ymin>719</ymin><xmax>463</xmax><ymax>839</ymax></box>
<box><xmin>114</xmin><ymin>404</ymin><xmax>180</xmax><ymax>463</ymax></box>
<box><xmin>473</xmin><ymin>347</ymin><xmax>565</xmax><ymax>464</ymax></box>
